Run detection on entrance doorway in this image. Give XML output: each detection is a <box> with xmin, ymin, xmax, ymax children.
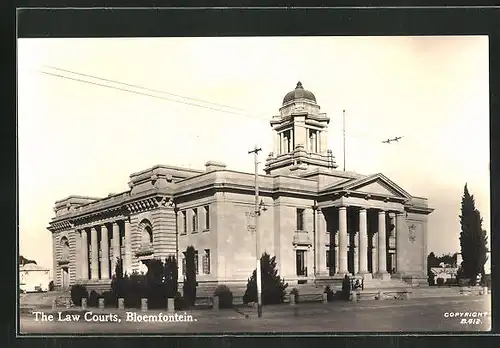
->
<box><xmin>295</xmin><ymin>250</ymin><xmax>307</xmax><ymax>276</ymax></box>
<box><xmin>61</xmin><ymin>267</ymin><xmax>70</xmax><ymax>290</ymax></box>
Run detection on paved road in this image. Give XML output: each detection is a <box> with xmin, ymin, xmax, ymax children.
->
<box><xmin>19</xmin><ymin>295</ymin><xmax>491</xmax><ymax>334</ymax></box>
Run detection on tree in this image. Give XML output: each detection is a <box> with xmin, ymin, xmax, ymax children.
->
<box><xmin>183</xmin><ymin>246</ymin><xmax>197</xmax><ymax>306</ymax></box>
<box><xmin>459</xmin><ymin>184</ymin><xmax>488</xmax><ymax>285</ymax></box>
<box><xmin>164</xmin><ymin>256</ymin><xmax>178</xmax><ymax>298</ymax></box>
<box><xmin>243</xmin><ymin>253</ymin><xmax>288</xmax><ymax>305</ymax></box>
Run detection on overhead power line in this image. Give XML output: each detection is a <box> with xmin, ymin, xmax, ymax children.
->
<box><xmin>38</xmin><ymin>67</ymin><xmax>436</xmax><ymax>155</ymax></box>
<box><xmin>43</xmin><ymin>65</ymin><xmax>247</xmax><ymax>112</ymax></box>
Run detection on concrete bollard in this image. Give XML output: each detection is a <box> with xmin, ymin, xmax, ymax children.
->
<box><xmin>213</xmin><ymin>296</ymin><xmax>219</xmax><ymax>311</ymax></box>
<box><xmin>377</xmin><ymin>291</ymin><xmax>384</xmax><ymax>300</ymax></box>
<box><xmin>98</xmin><ymin>298</ymin><xmax>105</xmax><ymax>309</ymax></box>
<box><xmin>141</xmin><ymin>298</ymin><xmax>148</xmax><ymax>312</ymax></box>
<box><xmin>167</xmin><ymin>298</ymin><xmax>175</xmax><ymax>312</ymax></box>
<box><xmin>349</xmin><ymin>292</ymin><xmax>358</xmax><ymax>302</ymax></box>
<box><xmin>290</xmin><ymin>294</ymin><xmax>296</xmax><ymax>305</ymax></box>
<box><xmin>118</xmin><ymin>298</ymin><xmax>125</xmax><ymax>310</ymax></box>
<box><xmin>483</xmin><ymin>287</ymin><xmax>489</xmax><ymax>296</ymax></box>
<box><xmin>52</xmin><ymin>300</ymin><xmax>57</xmax><ymax>310</ymax></box>
<box><xmin>322</xmin><ymin>293</ymin><xmax>328</xmax><ymax>303</ymax></box>
<box><xmin>81</xmin><ymin>298</ymin><xmax>87</xmax><ymax>309</ymax></box>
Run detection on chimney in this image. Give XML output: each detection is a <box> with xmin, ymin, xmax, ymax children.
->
<box><xmin>205</xmin><ymin>161</ymin><xmax>227</xmax><ymax>172</ymax></box>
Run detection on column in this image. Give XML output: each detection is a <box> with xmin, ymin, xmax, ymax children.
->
<box><xmin>316</xmin><ymin>209</ymin><xmax>327</xmax><ymax>275</ymax></box>
<box><xmin>395</xmin><ymin>212</ymin><xmax>405</xmax><ymax>274</ymax></box>
<box><xmin>372</xmin><ymin>233</ymin><xmax>378</xmax><ymax>273</ymax></box>
<box><xmin>90</xmin><ymin>227</ymin><xmax>99</xmax><ymax>280</ymax></box>
<box><xmin>335</xmin><ymin>232</ymin><xmax>340</xmax><ymax>274</ymax></box>
<box><xmin>124</xmin><ymin>219</ymin><xmax>133</xmax><ymax>275</ymax></box>
<box><xmin>274</xmin><ymin>133</ymin><xmax>280</xmax><ymax>155</ymax></box>
<box><xmin>80</xmin><ymin>229</ymin><xmax>89</xmax><ymax>280</ymax></box>
<box><xmin>100</xmin><ymin>225</ymin><xmax>110</xmax><ymax>280</ymax></box>
<box><xmin>338</xmin><ymin>206</ymin><xmax>349</xmax><ymax>274</ymax></box>
<box><xmin>377</xmin><ymin>210</ymin><xmax>388</xmax><ymax>276</ymax></box>
<box><xmin>112</xmin><ymin>222</ymin><xmax>120</xmax><ymax>274</ymax></box>
<box><xmin>353</xmin><ymin>232</ymin><xmax>359</xmax><ymax>275</ymax></box>
<box><xmin>358</xmin><ymin>208</ymin><xmax>369</xmax><ymax>275</ymax></box>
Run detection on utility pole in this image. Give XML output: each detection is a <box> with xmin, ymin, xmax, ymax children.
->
<box><xmin>342</xmin><ymin>109</ymin><xmax>346</xmax><ymax>172</ymax></box>
<box><xmin>248</xmin><ymin>145</ymin><xmax>263</xmax><ymax>318</ymax></box>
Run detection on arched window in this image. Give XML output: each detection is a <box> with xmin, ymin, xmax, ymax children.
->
<box><xmin>138</xmin><ymin>220</ymin><xmax>153</xmax><ymax>248</ymax></box>
<box><xmin>60</xmin><ymin>236</ymin><xmax>70</xmax><ymax>260</ymax></box>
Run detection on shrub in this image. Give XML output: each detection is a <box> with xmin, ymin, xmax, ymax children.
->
<box><xmin>481</xmin><ymin>274</ymin><xmax>491</xmax><ymax>289</ymax></box>
<box><xmin>290</xmin><ymin>288</ymin><xmax>299</xmax><ymax>303</ymax></box>
<box><xmin>102</xmin><ymin>291</ymin><xmax>117</xmax><ymax>308</ymax></box>
<box><xmin>70</xmin><ymin>284</ymin><xmax>88</xmax><ymax>307</ymax></box>
<box><xmin>436</xmin><ymin>278</ymin><xmax>445</xmax><ymax>286</ymax></box>
<box><xmin>214</xmin><ymin>285</ymin><xmax>233</xmax><ymax>309</ymax></box>
<box><xmin>183</xmin><ymin>246</ymin><xmax>198</xmax><ymax>307</ymax></box>
<box><xmin>324</xmin><ymin>285</ymin><xmax>334</xmax><ymax>302</ymax></box>
<box><xmin>445</xmin><ymin>278</ymin><xmax>456</xmax><ymax>286</ymax></box>
<box><xmin>48</xmin><ymin>281</ymin><xmax>55</xmax><ymax>292</ymax></box>
<box><xmin>341</xmin><ymin>275</ymin><xmax>351</xmax><ymax>300</ymax></box>
<box><xmin>88</xmin><ymin>290</ymin><xmax>100</xmax><ymax>307</ymax></box>
<box><xmin>243</xmin><ymin>253</ymin><xmax>288</xmax><ymax>305</ymax></box>
<box><xmin>174</xmin><ymin>292</ymin><xmax>188</xmax><ymax>310</ymax></box>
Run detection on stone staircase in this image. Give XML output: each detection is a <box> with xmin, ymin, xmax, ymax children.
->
<box><xmin>362</xmin><ymin>277</ymin><xmax>409</xmax><ymax>290</ymax></box>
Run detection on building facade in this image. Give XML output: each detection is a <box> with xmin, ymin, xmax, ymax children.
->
<box><xmin>48</xmin><ymin>82</ymin><xmax>434</xmax><ymax>291</ymax></box>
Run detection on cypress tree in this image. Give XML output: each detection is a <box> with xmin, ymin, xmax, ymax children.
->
<box><xmin>459</xmin><ymin>184</ymin><xmax>488</xmax><ymax>285</ymax></box>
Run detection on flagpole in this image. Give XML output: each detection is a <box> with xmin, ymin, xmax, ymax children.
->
<box><xmin>343</xmin><ymin>109</ymin><xmax>346</xmax><ymax>171</ymax></box>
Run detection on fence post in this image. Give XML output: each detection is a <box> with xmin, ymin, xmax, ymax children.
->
<box><xmin>377</xmin><ymin>291</ymin><xmax>384</xmax><ymax>300</ymax></box>
<box><xmin>81</xmin><ymin>298</ymin><xmax>87</xmax><ymax>309</ymax></box>
<box><xmin>98</xmin><ymin>298</ymin><xmax>105</xmax><ymax>309</ymax></box>
<box><xmin>52</xmin><ymin>299</ymin><xmax>57</xmax><ymax>310</ymax></box>
<box><xmin>290</xmin><ymin>294</ymin><xmax>296</xmax><ymax>305</ymax></box>
<box><xmin>213</xmin><ymin>296</ymin><xmax>219</xmax><ymax>311</ymax></box>
<box><xmin>118</xmin><ymin>298</ymin><xmax>125</xmax><ymax>310</ymax></box>
<box><xmin>141</xmin><ymin>298</ymin><xmax>148</xmax><ymax>312</ymax></box>
<box><xmin>167</xmin><ymin>298</ymin><xmax>175</xmax><ymax>313</ymax></box>
<box><xmin>322</xmin><ymin>293</ymin><xmax>328</xmax><ymax>303</ymax></box>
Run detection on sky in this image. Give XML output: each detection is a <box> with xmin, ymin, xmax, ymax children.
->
<box><xmin>18</xmin><ymin>36</ymin><xmax>490</xmax><ymax>269</ymax></box>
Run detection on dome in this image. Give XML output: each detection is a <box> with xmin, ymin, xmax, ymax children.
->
<box><xmin>282</xmin><ymin>81</ymin><xmax>317</xmax><ymax>105</ymax></box>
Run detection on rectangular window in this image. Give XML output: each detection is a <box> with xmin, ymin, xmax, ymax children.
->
<box><xmin>326</xmin><ymin>250</ymin><xmax>330</xmax><ymax>268</ymax></box>
<box><xmin>182</xmin><ymin>254</ymin><xmax>186</xmax><ymax>275</ymax></box>
<box><xmin>204</xmin><ymin>205</ymin><xmax>210</xmax><ymax>230</ymax></box>
<box><xmin>203</xmin><ymin>249</ymin><xmax>211</xmax><ymax>274</ymax></box>
<box><xmin>296</xmin><ymin>250</ymin><xmax>306</xmax><ymax>276</ymax></box>
<box><xmin>195</xmin><ymin>250</ymin><xmax>199</xmax><ymax>275</ymax></box>
<box><xmin>182</xmin><ymin>211</ymin><xmax>187</xmax><ymax>234</ymax></box>
<box><xmin>296</xmin><ymin>208</ymin><xmax>305</xmax><ymax>231</ymax></box>
<box><xmin>192</xmin><ymin>208</ymin><xmax>198</xmax><ymax>233</ymax></box>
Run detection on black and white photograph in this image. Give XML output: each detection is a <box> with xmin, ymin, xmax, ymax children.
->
<box><xmin>18</xmin><ymin>34</ymin><xmax>491</xmax><ymax>334</ymax></box>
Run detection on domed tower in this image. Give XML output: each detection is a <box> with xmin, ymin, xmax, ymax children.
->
<box><xmin>264</xmin><ymin>82</ymin><xmax>337</xmax><ymax>175</ymax></box>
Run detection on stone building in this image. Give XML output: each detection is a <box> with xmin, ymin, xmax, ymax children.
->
<box><xmin>48</xmin><ymin>82</ymin><xmax>434</xmax><ymax>291</ymax></box>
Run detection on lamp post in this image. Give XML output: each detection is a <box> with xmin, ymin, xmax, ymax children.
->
<box><xmin>312</xmin><ymin>201</ymin><xmax>318</xmax><ymax>286</ymax></box>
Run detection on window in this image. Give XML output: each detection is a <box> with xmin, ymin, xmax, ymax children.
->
<box><xmin>309</xmin><ymin>129</ymin><xmax>318</xmax><ymax>153</ymax></box>
<box><xmin>326</xmin><ymin>250</ymin><xmax>335</xmax><ymax>268</ymax></box>
<box><xmin>204</xmin><ymin>206</ymin><xmax>210</xmax><ymax>230</ymax></box>
<box><xmin>182</xmin><ymin>254</ymin><xmax>186</xmax><ymax>275</ymax></box>
<box><xmin>296</xmin><ymin>250</ymin><xmax>306</xmax><ymax>276</ymax></box>
<box><xmin>182</xmin><ymin>211</ymin><xmax>187</xmax><ymax>234</ymax></box>
<box><xmin>192</xmin><ymin>208</ymin><xmax>198</xmax><ymax>233</ymax></box>
<box><xmin>202</xmin><ymin>249</ymin><xmax>211</xmax><ymax>274</ymax></box>
<box><xmin>326</xmin><ymin>250</ymin><xmax>330</xmax><ymax>268</ymax></box>
<box><xmin>195</xmin><ymin>250</ymin><xmax>199</xmax><ymax>275</ymax></box>
<box><xmin>296</xmin><ymin>208</ymin><xmax>305</xmax><ymax>231</ymax></box>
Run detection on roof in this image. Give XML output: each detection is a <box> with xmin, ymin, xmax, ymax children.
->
<box><xmin>20</xmin><ymin>264</ymin><xmax>50</xmax><ymax>272</ymax></box>
<box><xmin>283</xmin><ymin>82</ymin><xmax>317</xmax><ymax>105</ymax></box>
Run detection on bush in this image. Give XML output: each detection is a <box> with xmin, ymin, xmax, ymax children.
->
<box><xmin>243</xmin><ymin>253</ymin><xmax>288</xmax><ymax>305</ymax></box>
<box><xmin>102</xmin><ymin>291</ymin><xmax>117</xmax><ymax>308</ymax></box>
<box><xmin>324</xmin><ymin>285</ymin><xmax>334</xmax><ymax>302</ymax></box>
<box><xmin>88</xmin><ymin>290</ymin><xmax>100</xmax><ymax>307</ymax></box>
<box><xmin>70</xmin><ymin>284</ymin><xmax>88</xmax><ymax>307</ymax></box>
<box><xmin>183</xmin><ymin>246</ymin><xmax>198</xmax><ymax>307</ymax></box>
<box><xmin>214</xmin><ymin>285</ymin><xmax>233</xmax><ymax>309</ymax></box>
<box><xmin>341</xmin><ymin>275</ymin><xmax>351</xmax><ymax>300</ymax></box>
<box><xmin>290</xmin><ymin>288</ymin><xmax>299</xmax><ymax>303</ymax></box>
<box><xmin>48</xmin><ymin>281</ymin><xmax>55</xmax><ymax>292</ymax></box>
<box><xmin>436</xmin><ymin>278</ymin><xmax>445</xmax><ymax>286</ymax></box>
<box><xmin>174</xmin><ymin>292</ymin><xmax>189</xmax><ymax>310</ymax></box>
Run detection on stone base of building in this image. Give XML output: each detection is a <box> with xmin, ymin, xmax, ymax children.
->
<box><xmin>373</xmin><ymin>272</ymin><xmax>392</xmax><ymax>281</ymax></box>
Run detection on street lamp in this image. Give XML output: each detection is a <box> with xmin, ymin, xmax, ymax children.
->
<box><xmin>312</xmin><ymin>201</ymin><xmax>318</xmax><ymax>286</ymax></box>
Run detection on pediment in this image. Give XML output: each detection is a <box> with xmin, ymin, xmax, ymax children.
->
<box><xmin>321</xmin><ymin>173</ymin><xmax>412</xmax><ymax>200</ymax></box>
